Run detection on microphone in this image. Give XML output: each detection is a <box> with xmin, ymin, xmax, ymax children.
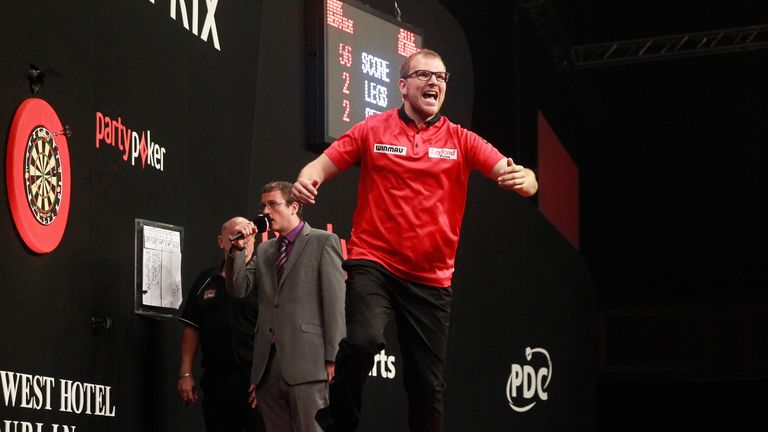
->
<box><xmin>230</xmin><ymin>214</ymin><xmax>272</xmax><ymax>241</ymax></box>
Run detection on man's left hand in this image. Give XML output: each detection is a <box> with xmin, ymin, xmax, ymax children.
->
<box><xmin>497</xmin><ymin>158</ymin><xmax>538</xmax><ymax>196</ymax></box>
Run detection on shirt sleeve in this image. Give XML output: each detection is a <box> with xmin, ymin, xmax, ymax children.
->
<box><xmin>324</xmin><ymin>120</ymin><xmax>366</xmax><ymax>171</ymax></box>
<box><xmin>179</xmin><ymin>270</ymin><xmax>211</xmax><ymax>328</ymax></box>
<box><xmin>458</xmin><ymin>126</ymin><xmax>505</xmax><ymax>177</ymax></box>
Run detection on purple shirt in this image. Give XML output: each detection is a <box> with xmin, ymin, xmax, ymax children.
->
<box><xmin>280</xmin><ymin>220</ymin><xmax>305</xmax><ymax>260</ymax></box>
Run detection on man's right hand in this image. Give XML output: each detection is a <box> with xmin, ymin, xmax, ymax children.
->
<box><xmin>248</xmin><ymin>383</ymin><xmax>258</xmax><ymax>408</ymax></box>
<box><xmin>228</xmin><ymin>222</ymin><xmax>256</xmax><ymax>253</ymax></box>
<box><xmin>177</xmin><ymin>375</ymin><xmax>198</xmax><ymax>404</ymax></box>
<box><xmin>292</xmin><ymin>178</ymin><xmax>320</xmax><ymax>205</ymax></box>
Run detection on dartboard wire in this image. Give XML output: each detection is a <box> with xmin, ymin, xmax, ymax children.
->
<box><xmin>27</xmin><ymin>134</ymin><xmax>58</xmax><ymax>216</ymax></box>
<box><xmin>41</xmin><ymin>147</ymin><xmax>56</xmax><ymax>202</ymax></box>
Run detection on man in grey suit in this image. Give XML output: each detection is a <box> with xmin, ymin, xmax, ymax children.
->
<box><xmin>226</xmin><ymin>181</ymin><xmax>346</xmax><ymax>432</ymax></box>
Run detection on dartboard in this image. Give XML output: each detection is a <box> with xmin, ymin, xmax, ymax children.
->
<box><xmin>6</xmin><ymin>98</ymin><xmax>71</xmax><ymax>253</ymax></box>
<box><xmin>24</xmin><ymin>126</ymin><xmax>63</xmax><ymax>225</ymax></box>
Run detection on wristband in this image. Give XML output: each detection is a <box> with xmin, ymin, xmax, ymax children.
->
<box><xmin>178</xmin><ymin>372</ymin><xmax>193</xmax><ymax>380</ymax></box>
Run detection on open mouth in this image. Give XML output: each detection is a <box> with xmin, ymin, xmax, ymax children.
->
<box><xmin>423</xmin><ymin>90</ymin><xmax>439</xmax><ymax>102</ymax></box>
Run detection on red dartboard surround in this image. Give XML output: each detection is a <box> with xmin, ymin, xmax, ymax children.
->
<box><xmin>6</xmin><ymin>98</ymin><xmax>71</xmax><ymax>253</ymax></box>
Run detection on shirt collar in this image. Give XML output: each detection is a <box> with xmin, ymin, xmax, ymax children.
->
<box><xmin>398</xmin><ymin>106</ymin><xmax>441</xmax><ymax>128</ymax></box>
<box><xmin>282</xmin><ymin>220</ymin><xmax>305</xmax><ymax>244</ymax></box>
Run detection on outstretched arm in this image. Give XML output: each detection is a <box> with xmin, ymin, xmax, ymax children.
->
<box><xmin>292</xmin><ymin>154</ymin><xmax>341</xmax><ymax>205</ymax></box>
<box><xmin>492</xmin><ymin>157</ymin><xmax>538</xmax><ymax>197</ymax></box>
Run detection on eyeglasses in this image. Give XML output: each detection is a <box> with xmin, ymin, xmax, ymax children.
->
<box><xmin>402</xmin><ymin>70</ymin><xmax>450</xmax><ymax>83</ymax></box>
<box><xmin>261</xmin><ymin>201</ymin><xmax>287</xmax><ymax>210</ymax></box>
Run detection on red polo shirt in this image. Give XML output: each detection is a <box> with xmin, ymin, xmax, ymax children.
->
<box><xmin>325</xmin><ymin>108</ymin><xmax>504</xmax><ymax>287</ymax></box>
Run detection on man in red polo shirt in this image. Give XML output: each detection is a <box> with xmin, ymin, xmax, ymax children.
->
<box><xmin>293</xmin><ymin>49</ymin><xmax>538</xmax><ymax>432</ymax></box>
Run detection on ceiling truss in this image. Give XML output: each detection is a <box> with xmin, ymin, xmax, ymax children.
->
<box><xmin>518</xmin><ymin>1</ymin><xmax>768</xmax><ymax>70</ymax></box>
<box><xmin>570</xmin><ymin>25</ymin><xmax>768</xmax><ymax>69</ymax></box>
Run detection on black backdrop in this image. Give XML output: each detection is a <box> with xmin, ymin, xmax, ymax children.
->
<box><xmin>1</xmin><ymin>1</ymin><xmax>593</xmax><ymax>431</ymax></box>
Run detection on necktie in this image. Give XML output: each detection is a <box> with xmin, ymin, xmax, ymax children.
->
<box><xmin>276</xmin><ymin>236</ymin><xmax>289</xmax><ymax>280</ymax></box>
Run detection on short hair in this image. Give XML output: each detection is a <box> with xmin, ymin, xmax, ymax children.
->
<box><xmin>261</xmin><ymin>181</ymin><xmax>302</xmax><ymax>218</ymax></box>
<box><xmin>399</xmin><ymin>49</ymin><xmax>445</xmax><ymax>78</ymax></box>
<box><xmin>221</xmin><ymin>216</ymin><xmax>249</xmax><ymax>236</ymax></box>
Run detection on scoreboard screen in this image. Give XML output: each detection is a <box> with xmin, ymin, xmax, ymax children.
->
<box><xmin>307</xmin><ymin>0</ymin><xmax>424</xmax><ymax>149</ymax></box>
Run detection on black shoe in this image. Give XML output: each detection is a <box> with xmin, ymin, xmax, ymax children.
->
<box><xmin>315</xmin><ymin>407</ymin><xmax>339</xmax><ymax>432</ymax></box>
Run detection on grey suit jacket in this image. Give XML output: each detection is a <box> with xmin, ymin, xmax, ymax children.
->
<box><xmin>226</xmin><ymin>222</ymin><xmax>346</xmax><ymax>385</ymax></box>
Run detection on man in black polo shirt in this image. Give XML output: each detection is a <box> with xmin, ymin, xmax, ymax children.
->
<box><xmin>177</xmin><ymin>216</ymin><xmax>265</xmax><ymax>432</ymax></box>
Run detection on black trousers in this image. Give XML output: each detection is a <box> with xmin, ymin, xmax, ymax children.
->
<box><xmin>319</xmin><ymin>259</ymin><xmax>452</xmax><ymax>431</ymax></box>
<box><xmin>201</xmin><ymin>367</ymin><xmax>266</xmax><ymax>432</ymax></box>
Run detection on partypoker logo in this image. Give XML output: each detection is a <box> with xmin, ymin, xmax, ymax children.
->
<box><xmin>6</xmin><ymin>98</ymin><xmax>71</xmax><ymax>253</ymax></box>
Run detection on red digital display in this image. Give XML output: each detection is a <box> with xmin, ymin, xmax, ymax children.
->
<box><xmin>326</xmin><ymin>0</ymin><xmax>354</xmax><ymax>34</ymax></box>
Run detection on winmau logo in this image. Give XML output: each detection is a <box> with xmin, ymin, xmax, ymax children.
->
<box><xmin>373</xmin><ymin>144</ymin><xmax>406</xmax><ymax>155</ymax></box>
<box><xmin>95</xmin><ymin>112</ymin><xmax>167</xmax><ymax>172</ymax></box>
<box><xmin>147</xmin><ymin>0</ymin><xmax>221</xmax><ymax>51</ymax></box>
<box><xmin>506</xmin><ymin>347</ymin><xmax>552</xmax><ymax>412</ymax></box>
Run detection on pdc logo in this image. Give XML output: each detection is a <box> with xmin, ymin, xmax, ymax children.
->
<box><xmin>505</xmin><ymin>347</ymin><xmax>552</xmax><ymax>413</ymax></box>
